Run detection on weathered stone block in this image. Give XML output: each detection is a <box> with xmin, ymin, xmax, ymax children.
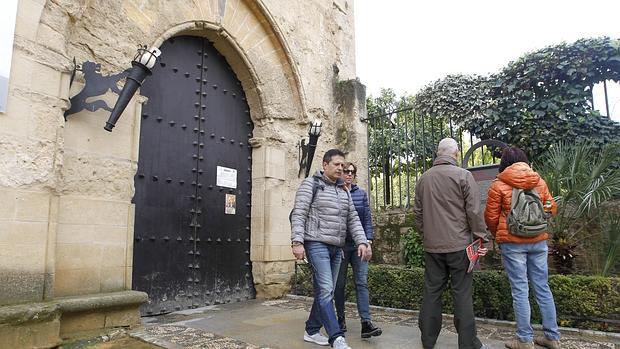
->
<box><xmin>14</xmin><ymin>191</ymin><xmax>50</xmax><ymax>222</ymax></box>
<box><xmin>0</xmin><ymin>137</ymin><xmax>57</xmax><ymax>188</ymax></box>
<box><xmin>250</xmin><ymin>244</ymin><xmax>264</xmax><ymax>261</ymax></box>
<box><xmin>0</xmin><ymin>242</ymin><xmax>46</xmax><ymax>271</ymax></box>
<box><xmin>264</xmin><ymin>147</ymin><xmax>286</xmax><ymax>180</ymax></box>
<box><xmin>103</xmin><ymin>306</ymin><xmax>140</xmax><ymax>329</ymax></box>
<box><xmin>0</xmin><ymin>188</ymin><xmax>17</xmax><ymax>220</ymax></box>
<box><xmin>254</xmin><ymin>283</ymin><xmax>290</xmax><ymax>299</ymax></box>
<box><xmin>124</xmin><ymin>266</ymin><xmax>132</xmax><ymax>289</ymax></box>
<box><xmin>57</xmin><ymin>197</ymin><xmax>129</xmax><ymax>226</ymax></box>
<box><xmin>36</xmin><ymin>23</ymin><xmax>67</xmax><ymax>54</ymax></box>
<box><xmin>54</xmin><ymin>268</ymin><xmax>101</xmax><ymax>297</ymax></box>
<box><xmin>262</xmin><ymin>244</ymin><xmax>282</xmax><ymax>261</ymax></box>
<box><xmin>62</xmin><ymin>96</ymin><xmax>139</xmax><ymax>159</ymax></box>
<box><xmin>59</xmin><ymin>311</ymin><xmax>105</xmax><ymax>336</ymax></box>
<box><xmin>14</xmin><ymin>0</ymin><xmax>45</xmax><ymax>41</ymax></box>
<box><xmin>0</xmin><ymin>221</ymin><xmax>48</xmax><ymax>245</ymax></box>
<box><xmin>58</xmin><ymin>153</ymin><xmax>135</xmax><ymax>201</ymax></box>
<box><xmin>56</xmin><ymin>224</ymin><xmax>95</xmax><ymax>244</ymax></box>
<box><xmin>0</xmin><ymin>319</ymin><xmax>61</xmax><ymax>349</ymax></box>
<box><xmin>101</xmin><ymin>244</ymin><xmax>126</xmax><ymax>268</ymax></box>
<box><xmin>100</xmin><ymin>267</ymin><xmax>125</xmax><ymax>293</ymax></box>
<box><xmin>0</xmin><ymin>270</ymin><xmax>45</xmax><ymax>305</ymax></box>
<box><xmin>56</xmin><ymin>244</ymin><xmax>103</xmax><ymax>271</ymax></box>
<box><xmin>29</xmin><ymin>61</ymin><xmax>63</xmax><ymax>98</ymax></box>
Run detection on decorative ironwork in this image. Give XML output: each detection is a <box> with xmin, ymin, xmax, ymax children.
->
<box><xmin>363</xmin><ymin>108</ymin><xmax>505</xmax><ymax>210</ymax></box>
<box><xmin>298</xmin><ymin>120</ymin><xmax>322</xmax><ymax>178</ymax></box>
<box><xmin>63</xmin><ymin>61</ymin><xmax>129</xmax><ymax>119</ymax></box>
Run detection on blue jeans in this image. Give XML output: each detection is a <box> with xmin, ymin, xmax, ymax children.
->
<box><xmin>334</xmin><ymin>241</ymin><xmax>371</xmax><ymax>322</ymax></box>
<box><xmin>305</xmin><ymin>241</ymin><xmax>345</xmax><ymax>343</ymax></box>
<box><xmin>501</xmin><ymin>241</ymin><xmax>561</xmax><ymax>343</ymax></box>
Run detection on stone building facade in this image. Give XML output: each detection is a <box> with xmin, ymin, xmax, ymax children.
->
<box><xmin>0</xmin><ymin>0</ymin><xmax>367</xmax><ymax>347</ymax></box>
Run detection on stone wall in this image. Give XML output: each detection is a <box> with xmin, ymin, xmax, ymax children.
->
<box><xmin>371</xmin><ymin>209</ymin><xmax>411</xmax><ymax>265</ymax></box>
<box><xmin>1</xmin><ymin>0</ymin><xmax>365</xmax><ymax>300</ymax></box>
<box><xmin>0</xmin><ymin>0</ymin><xmax>364</xmax><ymax>345</ymax></box>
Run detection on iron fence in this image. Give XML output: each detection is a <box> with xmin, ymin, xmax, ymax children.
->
<box><xmin>362</xmin><ymin>107</ymin><xmax>502</xmax><ymax>211</ymax></box>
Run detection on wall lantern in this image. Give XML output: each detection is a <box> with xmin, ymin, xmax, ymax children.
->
<box><xmin>298</xmin><ymin>120</ymin><xmax>322</xmax><ymax>178</ymax></box>
<box><xmin>63</xmin><ymin>45</ymin><xmax>161</xmax><ymax>132</ymax></box>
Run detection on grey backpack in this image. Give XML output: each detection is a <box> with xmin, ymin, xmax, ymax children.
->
<box><xmin>506</xmin><ymin>188</ymin><xmax>548</xmax><ymax>238</ymax></box>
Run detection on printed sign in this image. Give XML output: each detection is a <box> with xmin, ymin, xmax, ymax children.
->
<box><xmin>225</xmin><ymin>194</ymin><xmax>236</xmax><ymax>215</ymax></box>
<box><xmin>0</xmin><ymin>1</ymin><xmax>19</xmax><ymax>113</ymax></box>
<box><xmin>216</xmin><ymin>166</ymin><xmax>237</xmax><ymax>189</ymax></box>
<box><xmin>467</xmin><ymin>164</ymin><xmax>500</xmax><ymax>207</ymax></box>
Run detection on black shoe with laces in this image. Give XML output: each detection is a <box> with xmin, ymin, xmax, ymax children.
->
<box><xmin>338</xmin><ymin>316</ymin><xmax>347</xmax><ymax>333</ymax></box>
<box><xmin>361</xmin><ymin>320</ymin><xmax>382</xmax><ymax>338</ymax></box>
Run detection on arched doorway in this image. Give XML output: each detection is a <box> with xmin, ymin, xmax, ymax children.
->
<box><xmin>132</xmin><ymin>35</ymin><xmax>255</xmax><ymax>315</ymax></box>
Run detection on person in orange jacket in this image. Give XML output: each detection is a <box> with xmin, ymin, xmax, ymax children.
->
<box><xmin>484</xmin><ymin>147</ymin><xmax>561</xmax><ymax>349</ymax></box>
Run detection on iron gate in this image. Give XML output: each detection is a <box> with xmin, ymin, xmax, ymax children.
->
<box><xmin>364</xmin><ymin>107</ymin><xmax>503</xmax><ymax>210</ymax></box>
<box><xmin>132</xmin><ymin>36</ymin><xmax>255</xmax><ymax>315</ymax></box>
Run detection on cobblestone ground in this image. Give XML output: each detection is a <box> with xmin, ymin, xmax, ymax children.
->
<box><xmin>275</xmin><ymin>297</ymin><xmax>618</xmax><ymax>349</ymax></box>
<box><xmin>129</xmin><ymin>296</ymin><xmax>619</xmax><ymax>349</ymax></box>
<box><xmin>132</xmin><ymin>325</ymin><xmax>267</xmax><ymax>349</ymax></box>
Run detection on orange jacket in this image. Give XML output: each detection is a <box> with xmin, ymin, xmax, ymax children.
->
<box><xmin>484</xmin><ymin>162</ymin><xmax>556</xmax><ymax>244</ymax></box>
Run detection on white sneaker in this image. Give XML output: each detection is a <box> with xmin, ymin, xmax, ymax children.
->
<box><xmin>332</xmin><ymin>336</ymin><xmax>352</xmax><ymax>349</ymax></box>
<box><xmin>304</xmin><ymin>331</ymin><xmax>329</xmax><ymax>346</ymax></box>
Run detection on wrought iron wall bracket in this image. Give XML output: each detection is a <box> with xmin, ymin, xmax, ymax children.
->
<box><xmin>298</xmin><ymin>138</ymin><xmax>310</xmax><ymax>177</ymax></box>
<box><xmin>63</xmin><ymin>59</ymin><xmax>130</xmax><ymax>120</ymax></box>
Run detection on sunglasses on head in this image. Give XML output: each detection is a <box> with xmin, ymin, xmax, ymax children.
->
<box><xmin>343</xmin><ymin>170</ymin><xmax>356</xmax><ymax>175</ymax></box>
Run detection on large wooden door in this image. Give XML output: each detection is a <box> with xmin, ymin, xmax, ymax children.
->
<box><xmin>132</xmin><ymin>36</ymin><xmax>255</xmax><ymax>315</ymax></box>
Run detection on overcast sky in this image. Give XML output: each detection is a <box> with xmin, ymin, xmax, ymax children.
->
<box><xmin>354</xmin><ymin>0</ymin><xmax>620</xmax><ymax>120</ymax></box>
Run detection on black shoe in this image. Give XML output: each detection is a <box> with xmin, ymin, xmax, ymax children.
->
<box><xmin>338</xmin><ymin>316</ymin><xmax>347</xmax><ymax>333</ymax></box>
<box><xmin>361</xmin><ymin>320</ymin><xmax>382</xmax><ymax>338</ymax></box>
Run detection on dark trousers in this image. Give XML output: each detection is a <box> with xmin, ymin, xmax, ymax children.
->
<box><xmin>419</xmin><ymin>250</ymin><xmax>482</xmax><ymax>349</ymax></box>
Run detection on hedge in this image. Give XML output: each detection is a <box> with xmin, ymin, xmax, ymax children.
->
<box><xmin>290</xmin><ymin>264</ymin><xmax>620</xmax><ymax>332</ymax></box>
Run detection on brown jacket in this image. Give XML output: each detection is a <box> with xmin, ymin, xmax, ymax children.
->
<box><xmin>413</xmin><ymin>156</ymin><xmax>489</xmax><ymax>253</ymax></box>
<box><xmin>484</xmin><ymin>162</ymin><xmax>556</xmax><ymax>244</ymax></box>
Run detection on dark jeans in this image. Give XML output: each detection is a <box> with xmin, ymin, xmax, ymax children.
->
<box><xmin>305</xmin><ymin>241</ymin><xmax>345</xmax><ymax>344</ymax></box>
<box><xmin>419</xmin><ymin>250</ymin><xmax>483</xmax><ymax>349</ymax></box>
<box><xmin>334</xmin><ymin>241</ymin><xmax>371</xmax><ymax>322</ymax></box>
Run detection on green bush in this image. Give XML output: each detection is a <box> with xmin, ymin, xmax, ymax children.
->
<box><xmin>402</xmin><ymin>227</ymin><xmax>425</xmax><ymax>269</ymax></box>
<box><xmin>290</xmin><ymin>264</ymin><xmax>620</xmax><ymax>332</ymax></box>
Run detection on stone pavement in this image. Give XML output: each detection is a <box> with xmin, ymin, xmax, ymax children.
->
<box><xmin>130</xmin><ymin>296</ymin><xmax>619</xmax><ymax>349</ymax></box>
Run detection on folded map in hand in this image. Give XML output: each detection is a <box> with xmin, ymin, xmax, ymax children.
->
<box><xmin>466</xmin><ymin>238</ymin><xmax>483</xmax><ymax>273</ymax></box>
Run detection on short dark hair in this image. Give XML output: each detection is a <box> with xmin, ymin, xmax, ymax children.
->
<box><xmin>323</xmin><ymin>149</ymin><xmax>345</xmax><ymax>163</ymax></box>
<box><xmin>498</xmin><ymin>147</ymin><xmax>529</xmax><ymax>173</ymax></box>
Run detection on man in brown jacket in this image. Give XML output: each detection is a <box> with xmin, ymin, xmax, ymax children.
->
<box><xmin>413</xmin><ymin>138</ymin><xmax>490</xmax><ymax>349</ymax></box>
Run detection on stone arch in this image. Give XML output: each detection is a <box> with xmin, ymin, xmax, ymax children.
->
<box><xmin>35</xmin><ymin>0</ymin><xmax>308</xmax><ymax>128</ymax></box>
<box><xmin>143</xmin><ymin>0</ymin><xmax>308</xmax><ymax>130</ymax></box>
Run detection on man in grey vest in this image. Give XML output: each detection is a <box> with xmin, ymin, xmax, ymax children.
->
<box><xmin>291</xmin><ymin>149</ymin><xmax>371</xmax><ymax>349</ymax></box>
<box><xmin>413</xmin><ymin>138</ymin><xmax>491</xmax><ymax>349</ymax></box>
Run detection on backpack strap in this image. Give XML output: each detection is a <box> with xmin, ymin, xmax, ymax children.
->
<box><xmin>310</xmin><ymin>177</ymin><xmax>320</xmax><ymax>204</ymax></box>
<box><xmin>510</xmin><ymin>187</ymin><xmax>521</xmax><ymax>211</ymax></box>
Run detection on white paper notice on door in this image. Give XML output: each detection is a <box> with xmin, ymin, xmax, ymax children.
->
<box><xmin>216</xmin><ymin>166</ymin><xmax>237</xmax><ymax>189</ymax></box>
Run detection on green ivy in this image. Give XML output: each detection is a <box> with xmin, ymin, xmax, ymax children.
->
<box><xmin>413</xmin><ymin>37</ymin><xmax>620</xmax><ymax>156</ymax></box>
<box><xmin>402</xmin><ymin>227</ymin><xmax>425</xmax><ymax>268</ymax></box>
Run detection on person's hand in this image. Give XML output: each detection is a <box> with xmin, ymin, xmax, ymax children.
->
<box><xmin>478</xmin><ymin>247</ymin><xmax>488</xmax><ymax>257</ymax></box>
<box><xmin>292</xmin><ymin>244</ymin><xmax>305</xmax><ymax>260</ymax></box>
<box><xmin>358</xmin><ymin>244</ymin><xmax>371</xmax><ymax>261</ymax></box>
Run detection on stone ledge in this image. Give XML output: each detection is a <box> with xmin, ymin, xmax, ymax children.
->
<box><xmin>56</xmin><ymin>290</ymin><xmax>147</xmax><ymax>314</ymax></box>
<box><xmin>0</xmin><ymin>302</ymin><xmax>60</xmax><ymax>325</ymax></box>
<box><xmin>0</xmin><ymin>291</ymin><xmax>147</xmax><ymax>349</ymax></box>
